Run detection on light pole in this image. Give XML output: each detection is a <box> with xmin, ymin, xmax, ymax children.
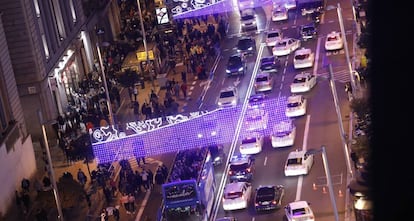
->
<box><xmin>306</xmin><ymin>146</ymin><xmax>339</xmax><ymax>221</ymax></box>
<box><xmin>37</xmin><ymin>110</ymin><xmax>64</xmax><ymax>221</ymax></box>
<box><xmin>327</xmin><ymin>3</ymin><xmax>358</xmax><ymax>97</ymax></box>
<box><xmin>136</xmin><ymin>0</ymin><xmax>153</xmax><ymax>84</ymax></box>
<box><xmin>328</xmin><ymin>64</ymin><xmax>353</xmax><ymax>177</ymax></box>
<box><xmin>96</xmin><ymin>42</ymin><xmax>115</xmax><ymax>125</ymax></box>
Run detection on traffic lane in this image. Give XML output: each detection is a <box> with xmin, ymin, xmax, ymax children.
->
<box><xmin>298</xmin><ymin>80</ymin><xmax>349</xmax><ymax>220</ymax></box>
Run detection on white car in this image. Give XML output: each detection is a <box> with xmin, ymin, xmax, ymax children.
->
<box><xmin>325</xmin><ymin>31</ymin><xmax>344</xmax><ymax>51</ymax></box>
<box><xmin>273</xmin><ymin>0</ymin><xmax>296</xmax><ymax>10</ymax></box>
<box><xmin>284</xmin><ymin>150</ymin><xmax>314</xmax><ymax>176</ymax></box>
<box><xmin>285</xmin><ymin>201</ymin><xmax>315</xmax><ymax>221</ymax></box>
<box><xmin>271</xmin><ymin>120</ymin><xmax>296</xmax><ymax>148</ymax></box>
<box><xmin>293</xmin><ymin>48</ymin><xmax>315</xmax><ymax>69</ymax></box>
<box><xmin>272</xmin><ymin>38</ymin><xmax>301</xmax><ymax>56</ymax></box>
<box><xmin>244</xmin><ymin>108</ymin><xmax>269</xmax><ymax>131</ymax></box>
<box><xmin>223</xmin><ymin>182</ymin><xmax>253</xmax><ymax>211</ymax></box>
<box><xmin>290</xmin><ymin>72</ymin><xmax>317</xmax><ymax>93</ymax></box>
<box><xmin>218</xmin><ymin>86</ymin><xmax>238</xmax><ymax>108</ymax></box>
<box><xmin>272</xmin><ymin>5</ymin><xmax>288</xmax><ymax>22</ymax></box>
<box><xmin>239</xmin><ymin>133</ymin><xmax>264</xmax><ymax>155</ymax></box>
<box><xmin>285</xmin><ymin>94</ymin><xmax>307</xmax><ymax>117</ymax></box>
<box><xmin>266</xmin><ymin>29</ymin><xmax>283</xmax><ymax>47</ymax></box>
<box><xmin>238</xmin><ymin>0</ymin><xmax>255</xmax><ymax>10</ymax></box>
<box><xmin>240</xmin><ymin>9</ymin><xmax>257</xmax><ymax>31</ymax></box>
<box><xmin>254</xmin><ymin>72</ymin><xmax>274</xmax><ymax>92</ymax></box>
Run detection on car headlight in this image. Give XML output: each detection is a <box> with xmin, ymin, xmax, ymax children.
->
<box><xmin>248</xmin><ymin>46</ymin><xmax>253</xmax><ymax>50</ymax></box>
<box><xmin>238</xmin><ymin>67</ymin><xmax>244</xmax><ymax>71</ymax></box>
<box><xmin>242</xmin><ymin>23</ymin><xmax>246</xmax><ymax>26</ymax></box>
<box><xmin>218</xmin><ymin>101</ymin><xmax>222</xmax><ymax>105</ymax></box>
<box><xmin>226</xmin><ymin>69</ymin><xmax>231</xmax><ymax>73</ymax></box>
<box><xmin>252</xmin><ymin>21</ymin><xmax>256</xmax><ymax>24</ymax></box>
<box><xmin>231</xmin><ymin>100</ymin><xmax>237</xmax><ymax>104</ymax></box>
<box><xmin>214</xmin><ymin>156</ymin><xmax>221</xmax><ymax>162</ymax></box>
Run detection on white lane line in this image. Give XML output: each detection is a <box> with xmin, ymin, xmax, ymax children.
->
<box><xmin>264</xmin><ymin>156</ymin><xmax>268</xmax><ymax>166</ymax></box>
<box><xmin>135</xmin><ymin>190</ymin><xmax>151</xmax><ymax>221</ymax></box>
<box><xmin>295</xmin><ymin>115</ymin><xmax>311</xmax><ymax>201</ymax></box>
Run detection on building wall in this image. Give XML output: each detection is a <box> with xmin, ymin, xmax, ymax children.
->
<box><xmin>0</xmin><ymin>12</ymin><xmax>36</xmax><ymax>216</ymax></box>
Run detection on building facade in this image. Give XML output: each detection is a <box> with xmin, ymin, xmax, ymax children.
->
<box><xmin>0</xmin><ymin>0</ymin><xmax>122</xmax><ymax>215</ymax></box>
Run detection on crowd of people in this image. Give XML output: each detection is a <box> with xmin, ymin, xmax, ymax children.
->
<box><xmin>167</xmin><ymin>147</ymin><xmax>208</xmax><ymax>183</ymax></box>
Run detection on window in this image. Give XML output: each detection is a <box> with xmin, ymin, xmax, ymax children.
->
<box><xmin>0</xmin><ymin>81</ymin><xmax>11</xmax><ymax>135</ymax></box>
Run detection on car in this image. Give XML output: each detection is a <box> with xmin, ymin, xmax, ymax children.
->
<box><xmin>266</xmin><ymin>29</ymin><xmax>283</xmax><ymax>47</ymax></box>
<box><xmin>290</xmin><ymin>72</ymin><xmax>317</xmax><ymax>93</ymax></box>
<box><xmin>259</xmin><ymin>56</ymin><xmax>281</xmax><ymax>73</ymax></box>
<box><xmin>285</xmin><ymin>94</ymin><xmax>307</xmax><ymax>117</ymax></box>
<box><xmin>238</xmin><ymin>0</ymin><xmax>255</xmax><ymax>10</ymax></box>
<box><xmin>208</xmin><ymin>144</ymin><xmax>226</xmax><ymax>166</ymax></box>
<box><xmin>228</xmin><ymin>154</ymin><xmax>255</xmax><ymax>182</ymax></box>
<box><xmin>254</xmin><ymin>185</ymin><xmax>285</xmax><ymax>211</ymax></box>
<box><xmin>299</xmin><ymin>23</ymin><xmax>317</xmax><ymax>41</ymax></box>
<box><xmin>325</xmin><ymin>31</ymin><xmax>344</xmax><ymax>51</ymax></box>
<box><xmin>218</xmin><ymin>86</ymin><xmax>238</xmax><ymax>108</ymax></box>
<box><xmin>248</xmin><ymin>93</ymin><xmax>267</xmax><ymax>109</ymax></box>
<box><xmin>272</xmin><ymin>38</ymin><xmax>301</xmax><ymax>56</ymax></box>
<box><xmin>239</xmin><ymin>133</ymin><xmax>264</xmax><ymax>155</ymax></box>
<box><xmin>272</xmin><ymin>5</ymin><xmax>289</xmax><ymax>22</ymax></box>
<box><xmin>254</xmin><ymin>72</ymin><xmax>274</xmax><ymax>92</ymax></box>
<box><xmin>197</xmin><ymin>114</ymin><xmax>220</xmax><ymax>139</ymax></box>
<box><xmin>222</xmin><ymin>182</ymin><xmax>253</xmax><ymax>211</ymax></box>
<box><xmin>271</xmin><ymin>120</ymin><xmax>296</xmax><ymax>148</ymax></box>
<box><xmin>293</xmin><ymin>48</ymin><xmax>315</xmax><ymax>69</ymax></box>
<box><xmin>284</xmin><ymin>201</ymin><xmax>315</xmax><ymax>221</ymax></box>
<box><xmin>240</xmin><ymin>9</ymin><xmax>257</xmax><ymax>32</ymax></box>
<box><xmin>283</xmin><ymin>0</ymin><xmax>297</xmax><ymax>10</ymax></box>
<box><xmin>284</xmin><ymin>149</ymin><xmax>314</xmax><ymax>176</ymax></box>
<box><xmin>237</xmin><ymin>37</ymin><xmax>256</xmax><ymax>56</ymax></box>
<box><xmin>299</xmin><ymin>0</ymin><xmax>323</xmax><ymax>16</ymax></box>
<box><xmin>244</xmin><ymin>108</ymin><xmax>269</xmax><ymax>131</ymax></box>
<box><xmin>215</xmin><ymin>217</ymin><xmax>237</xmax><ymax>221</ymax></box>
<box><xmin>226</xmin><ymin>54</ymin><xmax>247</xmax><ymax>76</ymax></box>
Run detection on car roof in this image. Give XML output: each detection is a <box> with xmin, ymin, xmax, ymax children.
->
<box><xmin>287</xmin><ymin>150</ymin><xmax>306</xmax><ymax>159</ymax></box>
<box><xmin>288</xmin><ymin>200</ymin><xmax>310</xmax><ymax>210</ymax></box>
<box><xmin>224</xmin><ymin>182</ymin><xmax>246</xmax><ymax>193</ymax></box>
<box><xmin>268</xmin><ymin>29</ymin><xmax>281</xmax><ymax>34</ymax></box>
<box><xmin>327</xmin><ymin>31</ymin><xmax>340</xmax><ymax>37</ymax></box>
<box><xmin>256</xmin><ymin>72</ymin><xmax>271</xmax><ymax>77</ymax></box>
<box><xmin>241</xmin><ymin>8</ymin><xmax>255</xmax><ymax>15</ymax></box>
<box><xmin>295</xmin><ymin>48</ymin><xmax>311</xmax><ymax>55</ymax></box>
<box><xmin>274</xmin><ymin>120</ymin><xmax>294</xmax><ymax>131</ymax></box>
<box><xmin>294</xmin><ymin>72</ymin><xmax>311</xmax><ymax>78</ymax></box>
<box><xmin>230</xmin><ymin>155</ymin><xmax>251</xmax><ymax>164</ymax></box>
<box><xmin>287</xmin><ymin>94</ymin><xmax>303</xmax><ymax>102</ymax></box>
<box><xmin>220</xmin><ymin>86</ymin><xmax>236</xmax><ymax>92</ymax></box>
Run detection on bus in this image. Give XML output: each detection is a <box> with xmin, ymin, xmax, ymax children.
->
<box><xmin>159</xmin><ymin>146</ymin><xmax>216</xmax><ymax>221</ymax></box>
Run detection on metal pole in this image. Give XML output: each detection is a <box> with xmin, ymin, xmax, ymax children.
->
<box><xmin>96</xmin><ymin>43</ymin><xmax>115</xmax><ymax>126</ymax></box>
<box><xmin>37</xmin><ymin>110</ymin><xmax>65</xmax><ymax>221</ymax></box>
<box><xmin>328</xmin><ymin>64</ymin><xmax>354</xmax><ymax>177</ymax></box>
<box><xmin>136</xmin><ymin>0</ymin><xmax>153</xmax><ymax>85</ymax></box>
<box><xmin>321</xmin><ymin>146</ymin><xmax>340</xmax><ymax>221</ymax></box>
<box><xmin>337</xmin><ymin>3</ymin><xmax>358</xmax><ymax>96</ymax></box>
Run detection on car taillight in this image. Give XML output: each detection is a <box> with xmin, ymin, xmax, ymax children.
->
<box><xmin>255</xmin><ymin>203</ymin><xmax>259</xmax><ymax>206</ymax></box>
<box><xmin>222</xmin><ymin>198</ymin><xmax>226</xmax><ymax>202</ymax></box>
<box><xmin>246</xmin><ymin>168</ymin><xmax>251</xmax><ymax>172</ymax></box>
<box><xmin>228</xmin><ymin>171</ymin><xmax>233</xmax><ymax>175</ymax></box>
<box><xmin>271</xmin><ymin>200</ymin><xmax>277</xmax><ymax>204</ymax></box>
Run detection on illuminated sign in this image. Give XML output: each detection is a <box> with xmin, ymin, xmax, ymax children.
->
<box><xmin>156</xmin><ymin>7</ymin><xmax>170</xmax><ymax>24</ymax></box>
<box><xmin>136</xmin><ymin>51</ymin><xmax>155</xmax><ymax>61</ymax></box>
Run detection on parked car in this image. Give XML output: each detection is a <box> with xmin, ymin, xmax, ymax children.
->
<box><xmin>284</xmin><ymin>150</ymin><xmax>314</xmax><ymax>176</ymax></box>
<box><xmin>272</xmin><ymin>38</ymin><xmax>301</xmax><ymax>56</ymax></box>
<box><xmin>285</xmin><ymin>201</ymin><xmax>315</xmax><ymax>221</ymax></box>
<box><xmin>325</xmin><ymin>31</ymin><xmax>344</xmax><ymax>51</ymax></box>
<box><xmin>239</xmin><ymin>133</ymin><xmax>264</xmax><ymax>155</ymax></box>
<box><xmin>290</xmin><ymin>72</ymin><xmax>317</xmax><ymax>93</ymax></box>
<box><xmin>222</xmin><ymin>182</ymin><xmax>253</xmax><ymax>211</ymax></box>
<box><xmin>254</xmin><ymin>185</ymin><xmax>285</xmax><ymax>211</ymax></box>
<box><xmin>293</xmin><ymin>48</ymin><xmax>315</xmax><ymax>69</ymax></box>
<box><xmin>272</xmin><ymin>5</ymin><xmax>289</xmax><ymax>22</ymax></box>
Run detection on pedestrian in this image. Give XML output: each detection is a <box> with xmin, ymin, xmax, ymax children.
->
<box><xmin>21</xmin><ymin>178</ymin><xmax>30</xmax><ymax>193</ymax></box>
<box><xmin>21</xmin><ymin>192</ymin><xmax>30</xmax><ymax>214</ymax></box>
<box><xmin>161</xmin><ymin>163</ymin><xmax>169</xmax><ymax>179</ymax></box>
<box><xmin>128</xmin><ymin>193</ymin><xmax>136</xmax><ymax>214</ymax></box>
<box><xmin>147</xmin><ymin>168</ymin><xmax>154</xmax><ymax>189</ymax></box>
<box><xmin>133</xmin><ymin>86</ymin><xmax>138</xmax><ymax>101</ymax></box>
<box><xmin>120</xmin><ymin>192</ymin><xmax>129</xmax><ymax>214</ymax></box>
<box><xmin>15</xmin><ymin>190</ymin><xmax>21</xmax><ymax>209</ymax></box>
<box><xmin>113</xmin><ymin>205</ymin><xmax>120</xmax><ymax>221</ymax></box>
<box><xmin>173</xmin><ymin>81</ymin><xmax>180</xmax><ymax>97</ymax></box>
<box><xmin>180</xmin><ymin>82</ymin><xmax>187</xmax><ymax>99</ymax></box>
<box><xmin>155</xmin><ymin>167</ymin><xmax>165</xmax><ymax>194</ymax></box>
<box><xmin>141</xmin><ymin>170</ymin><xmax>149</xmax><ymax>191</ymax></box>
<box><xmin>77</xmin><ymin>168</ymin><xmax>87</xmax><ymax>187</ymax></box>
<box><xmin>100</xmin><ymin>208</ymin><xmax>108</xmax><ymax>221</ymax></box>
<box><xmin>181</xmin><ymin>71</ymin><xmax>187</xmax><ymax>83</ymax></box>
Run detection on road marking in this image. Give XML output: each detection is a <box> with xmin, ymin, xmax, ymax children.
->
<box><xmin>135</xmin><ymin>190</ymin><xmax>151</xmax><ymax>221</ymax></box>
<box><xmin>264</xmin><ymin>156</ymin><xmax>268</xmax><ymax>166</ymax></box>
<box><xmin>296</xmin><ymin>115</ymin><xmax>311</xmax><ymax>201</ymax></box>
<box><xmin>295</xmin><ymin>176</ymin><xmax>303</xmax><ymax>201</ymax></box>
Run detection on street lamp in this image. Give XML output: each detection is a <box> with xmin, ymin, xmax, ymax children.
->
<box><xmin>96</xmin><ymin>42</ymin><xmax>115</xmax><ymax>125</ymax></box>
<box><xmin>326</xmin><ymin>3</ymin><xmax>359</xmax><ymax>97</ymax></box>
<box><xmin>37</xmin><ymin>110</ymin><xmax>65</xmax><ymax>221</ymax></box>
<box><xmin>136</xmin><ymin>0</ymin><xmax>153</xmax><ymax>84</ymax></box>
<box><xmin>306</xmin><ymin>146</ymin><xmax>339</xmax><ymax>221</ymax></box>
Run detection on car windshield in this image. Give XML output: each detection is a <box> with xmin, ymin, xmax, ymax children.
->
<box><xmin>295</xmin><ymin>54</ymin><xmax>310</xmax><ymax>60</ymax></box>
<box><xmin>287</xmin><ymin>158</ymin><xmax>302</xmax><ymax>166</ymax></box>
<box><xmin>287</xmin><ymin>102</ymin><xmax>300</xmax><ymax>108</ymax></box>
<box><xmin>292</xmin><ymin>208</ymin><xmax>308</xmax><ymax>216</ymax></box>
<box><xmin>230</xmin><ymin>162</ymin><xmax>249</xmax><ymax>171</ymax></box>
<box><xmin>238</xmin><ymin>39</ymin><xmax>252</xmax><ymax>49</ymax></box>
<box><xmin>228</xmin><ymin>56</ymin><xmax>241</xmax><ymax>65</ymax></box>
<box><xmin>242</xmin><ymin>137</ymin><xmax>257</xmax><ymax>144</ymax></box>
<box><xmin>274</xmin><ymin>130</ymin><xmax>290</xmax><ymax>137</ymax></box>
<box><xmin>256</xmin><ymin>76</ymin><xmax>269</xmax><ymax>82</ymax></box>
<box><xmin>220</xmin><ymin>91</ymin><xmax>235</xmax><ymax>98</ymax></box>
<box><xmin>327</xmin><ymin>36</ymin><xmax>338</xmax><ymax>41</ymax></box>
<box><xmin>293</xmin><ymin>77</ymin><xmax>306</xmax><ymax>83</ymax></box>
<box><xmin>241</xmin><ymin>14</ymin><xmax>255</xmax><ymax>20</ymax></box>
<box><xmin>249</xmin><ymin>95</ymin><xmax>265</xmax><ymax>103</ymax></box>
<box><xmin>225</xmin><ymin>191</ymin><xmax>243</xmax><ymax>199</ymax></box>
<box><xmin>256</xmin><ymin>187</ymin><xmax>275</xmax><ymax>200</ymax></box>
<box><xmin>268</xmin><ymin>32</ymin><xmax>280</xmax><ymax>38</ymax></box>
<box><xmin>302</xmin><ymin>26</ymin><xmax>314</xmax><ymax>32</ymax></box>
<box><xmin>276</xmin><ymin>41</ymin><xmax>287</xmax><ymax>47</ymax></box>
